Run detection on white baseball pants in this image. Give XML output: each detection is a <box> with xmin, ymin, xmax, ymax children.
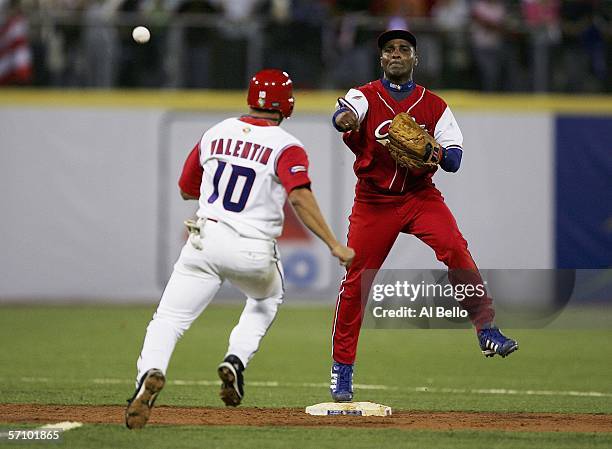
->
<box><xmin>135</xmin><ymin>219</ymin><xmax>284</xmax><ymax>383</ymax></box>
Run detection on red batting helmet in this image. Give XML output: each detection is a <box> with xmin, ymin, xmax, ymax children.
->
<box><xmin>247</xmin><ymin>69</ymin><xmax>294</xmax><ymax>118</ymax></box>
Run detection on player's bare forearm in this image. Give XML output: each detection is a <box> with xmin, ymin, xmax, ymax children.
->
<box><xmin>289</xmin><ymin>188</ymin><xmax>337</xmax><ymax>249</ymax></box>
<box><xmin>288</xmin><ymin>187</ymin><xmax>354</xmax><ymax>266</ymax></box>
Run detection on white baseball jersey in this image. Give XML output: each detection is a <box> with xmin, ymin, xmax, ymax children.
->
<box><xmin>194</xmin><ymin>117</ymin><xmax>305</xmax><ymax>240</ymax></box>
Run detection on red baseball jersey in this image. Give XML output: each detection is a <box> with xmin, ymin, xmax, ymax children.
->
<box><xmin>340</xmin><ymin>80</ymin><xmax>463</xmax><ymax>194</ymax></box>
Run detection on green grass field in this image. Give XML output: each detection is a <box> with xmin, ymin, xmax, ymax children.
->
<box><xmin>1</xmin><ymin>304</ymin><xmax>611</xmax><ymax>448</ymax></box>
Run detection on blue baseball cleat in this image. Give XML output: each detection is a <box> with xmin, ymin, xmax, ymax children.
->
<box><xmin>330</xmin><ymin>362</ymin><xmax>354</xmax><ymax>402</ymax></box>
<box><xmin>478</xmin><ymin>328</ymin><xmax>518</xmax><ymax>358</ymax></box>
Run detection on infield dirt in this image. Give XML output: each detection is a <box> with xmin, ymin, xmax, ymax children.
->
<box><xmin>1</xmin><ymin>404</ymin><xmax>611</xmax><ymax>433</ymax></box>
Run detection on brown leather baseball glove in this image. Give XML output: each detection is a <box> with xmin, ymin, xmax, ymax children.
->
<box><xmin>387</xmin><ymin>112</ymin><xmax>443</xmax><ymax>170</ymax></box>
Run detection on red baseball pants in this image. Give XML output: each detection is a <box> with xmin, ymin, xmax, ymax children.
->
<box><xmin>332</xmin><ymin>181</ymin><xmax>495</xmax><ymax>364</ymax></box>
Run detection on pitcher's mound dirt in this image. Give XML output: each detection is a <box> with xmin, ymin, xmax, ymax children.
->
<box><xmin>1</xmin><ymin>404</ymin><xmax>611</xmax><ymax>433</ymax></box>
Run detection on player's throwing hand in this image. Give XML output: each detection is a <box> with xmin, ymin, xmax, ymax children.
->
<box><xmin>334</xmin><ymin>109</ymin><xmax>360</xmax><ymax>132</ymax></box>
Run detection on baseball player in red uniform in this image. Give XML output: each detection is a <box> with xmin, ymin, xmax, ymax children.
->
<box><xmin>125</xmin><ymin>69</ymin><xmax>354</xmax><ymax>429</ymax></box>
<box><xmin>329</xmin><ymin>30</ymin><xmax>518</xmax><ymax>402</ymax></box>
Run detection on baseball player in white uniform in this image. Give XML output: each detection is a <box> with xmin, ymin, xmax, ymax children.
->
<box><xmin>125</xmin><ymin>69</ymin><xmax>355</xmax><ymax>429</ymax></box>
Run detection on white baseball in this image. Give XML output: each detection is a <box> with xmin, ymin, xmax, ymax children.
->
<box><xmin>132</xmin><ymin>26</ymin><xmax>150</xmax><ymax>44</ymax></box>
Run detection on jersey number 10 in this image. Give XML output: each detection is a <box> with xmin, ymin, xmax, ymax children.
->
<box><xmin>207</xmin><ymin>161</ymin><xmax>256</xmax><ymax>213</ymax></box>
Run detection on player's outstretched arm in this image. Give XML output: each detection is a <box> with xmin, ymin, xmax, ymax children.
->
<box><xmin>288</xmin><ymin>187</ymin><xmax>355</xmax><ymax>267</ymax></box>
<box><xmin>332</xmin><ymin>92</ymin><xmax>367</xmax><ymax>132</ymax></box>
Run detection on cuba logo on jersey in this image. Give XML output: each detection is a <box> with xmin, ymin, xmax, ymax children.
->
<box><xmin>374</xmin><ymin>119</ymin><xmax>393</xmax><ymax>146</ymax></box>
